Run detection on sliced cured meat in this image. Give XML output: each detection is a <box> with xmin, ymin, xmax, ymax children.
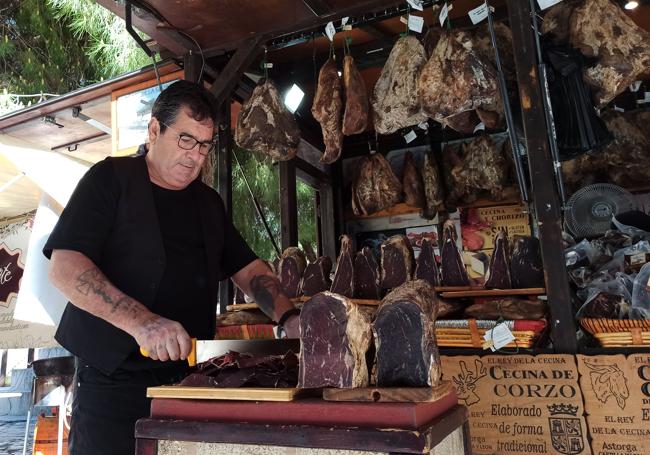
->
<box><xmin>373</xmin><ymin>280</ymin><xmax>441</xmax><ymax>387</ymax></box>
<box><xmin>465</xmin><ymin>299</ymin><xmax>547</xmax><ymax>320</ymax></box>
<box><xmin>422</xmin><ymin>151</ymin><xmax>445</xmax><ymax>220</ymax></box>
<box><xmin>484</xmin><ymin>229</ymin><xmax>512</xmax><ymax>289</ymax></box>
<box><xmin>300</xmin><ymin>256</ymin><xmax>333</xmax><ymax>297</ymax></box>
<box><xmin>569</xmin><ymin>0</ymin><xmax>650</xmax><ymax>106</ymax></box>
<box><xmin>312</xmin><ymin>58</ymin><xmax>344</xmax><ymax>164</ymax></box>
<box><xmin>372</xmin><ymin>36</ymin><xmax>428</xmax><ymax>135</ymax></box>
<box><xmin>330</xmin><ymin>235</ymin><xmax>355</xmax><ymax>298</ymax></box>
<box><xmin>402</xmin><ymin>152</ymin><xmax>425</xmax><ymax>208</ymax></box>
<box><xmin>351</xmin><ymin>153</ymin><xmax>402</xmax><ymax>216</ymax></box>
<box><xmin>354</xmin><ymin>247</ymin><xmax>381</xmax><ymax>300</ymax></box>
<box><xmin>440</xmin><ymin>220</ymin><xmax>470</xmax><ymax>286</ymax></box>
<box><xmin>235</xmin><ymin>80</ymin><xmax>301</xmax><ymax>162</ymax></box>
<box><xmin>380</xmin><ymin>235</ymin><xmax>414</xmax><ymax>290</ymax></box>
<box><xmin>298</xmin><ymin>292</ymin><xmax>372</xmax><ymax>388</ymax></box>
<box><xmin>415</xmin><ymin>237</ymin><xmax>440</xmax><ymax>287</ymax></box>
<box><xmin>510</xmin><ymin>236</ymin><xmax>545</xmax><ymax>289</ymax></box>
<box><xmin>342</xmin><ymin>55</ymin><xmax>369</xmax><ymax>136</ymax></box>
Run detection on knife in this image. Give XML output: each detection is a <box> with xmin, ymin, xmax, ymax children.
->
<box><xmin>140</xmin><ymin>338</ymin><xmax>300</xmax><ymax>366</ymax></box>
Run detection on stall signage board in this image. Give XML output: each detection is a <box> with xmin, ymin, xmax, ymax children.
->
<box><xmin>460</xmin><ymin>205</ymin><xmax>531</xmax><ymax>252</ymax></box>
<box><xmin>441</xmin><ymin>355</ymin><xmax>591</xmax><ymax>454</ymax></box>
<box><xmin>576</xmin><ymin>355</ymin><xmax>650</xmax><ymax>455</ymax></box>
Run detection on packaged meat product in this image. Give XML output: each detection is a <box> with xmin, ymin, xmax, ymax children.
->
<box><xmin>312</xmin><ymin>58</ymin><xmax>344</xmax><ymax>164</ymax></box>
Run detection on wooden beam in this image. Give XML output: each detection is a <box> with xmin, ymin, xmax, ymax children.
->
<box><xmin>507</xmin><ymin>0</ymin><xmax>577</xmax><ymax>353</ymax></box>
<box><xmin>318</xmin><ymin>184</ymin><xmax>337</xmax><ymax>261</ymax></box>
<box><xmin>301</xmin><ymin>0</ymin><xmax>333</xmax><ymax>17</ymax></box>
<box><xmin>183</xmin><ymin>51</ymin><xmax>203</xmax><ymax>84</ymax></box>
<box><xmin>210</xmin><ymin>36</ymin><xmax>265</xmax><ymax>109</ymax></box>
<box><xmin>217</xmin><ymin>102</ymin><xmax>234</xmax><ymax>313</ymax></box>
<box><xmin>279</xmin><ymin>161</ymin><xmax>298</xmax><ymax>250</ymax></box>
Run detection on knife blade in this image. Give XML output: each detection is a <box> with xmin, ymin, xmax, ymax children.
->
<box><xmin>140</xmin><ymin>338</ymin><xmax>300</xmax><ymax>366</ymax></box>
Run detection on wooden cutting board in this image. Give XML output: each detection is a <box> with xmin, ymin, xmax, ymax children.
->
<box><xmin>146</xmin><ymin>386</ymin><xmax>305</xmax><ymax>401</ymax></box>
<box><xmin>323</xmin><ymin>380</ymin><xmax>454</xmax><ymax>403</ymax></box>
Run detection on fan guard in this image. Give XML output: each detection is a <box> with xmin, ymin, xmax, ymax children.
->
<box><xmin>565</xmin><ymin>184</ymin><xmax>637</xmax><ymax>238</ymax></box>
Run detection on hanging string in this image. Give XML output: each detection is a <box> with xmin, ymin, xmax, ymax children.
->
<box><xmin>403</xmin><ymin>4</ymin><xmax>411</xmax><ymax>36</ymax></box>
<box><xmin>262</xmin><ymin>46</ymin><xmax>269</xmax><ymax>80</ymax></box>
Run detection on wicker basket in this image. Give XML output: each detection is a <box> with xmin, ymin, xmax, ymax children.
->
<box><xmin>580</xmin><ymin>318</ymin><xmax>650</xmax><ymax>347</ymax></box>
<box><xmin>434</xmin><ymin>319</ymin><xmax>546</xmax><ymax>349</ymax></box>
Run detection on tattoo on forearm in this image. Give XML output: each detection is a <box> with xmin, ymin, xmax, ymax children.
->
<box><xmin>76</xmin><ymin>267</ymin><xmax>139</xmax><ymax>317</ymax></box>
<box><xmin>250</xmin><ymin>275</ymin><xmax>283</xmax><ymax>317</ymax></box>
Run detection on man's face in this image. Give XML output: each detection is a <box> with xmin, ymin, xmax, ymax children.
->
<box><xmin>147</xmin><ymin>107</ymin><xmax>214</xmax><ymax>190</ymax></box>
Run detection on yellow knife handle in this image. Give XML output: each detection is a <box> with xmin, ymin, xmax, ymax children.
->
<box><xmin>140</xmin><ymin>338</ymin><xmax>197</xmax><ymax>367</ymax></box>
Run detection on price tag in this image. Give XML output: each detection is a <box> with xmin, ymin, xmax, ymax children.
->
<box><xmin>537</xmin><ymin>0</ymin><xmax>563</xmax><ymax>10</ymax></box>
<box><xmin>629</xmin><ymin>81</ymin><xmax>642</xmax><ymax>92</ymax></box>
<box><xmin>263</xmin><ymin>63</ymin><xmax>273</xmax><ymax>69</ymax></box>
<box><xmin>418</xmin><ymin>121</ymin><xmax>429</xmax><ymax>130</ymax></box>
<box><xmin>341</xmin><ymin>16</ymin><xmax>349</xmax><ymax>27</ymax></box>
<box><xmin>468</xmin><ymin>2</ymin><xmax>490</xmax><ymax>25</ymax></box>
<box><xmin>404</xmin><ymin>130</ymin><xmax>417</xmax><ymax>143</ymax></box>
<box><xmin>325</xmin><ymin>21</ymin><xmax>336</xmax><ymax>41</ymax></box>
<box><xmin>408</xmin><ymin>15</ymin><xmax>424</xmax><ymax>33</ymax></box>
<box><xmin>483</xmin><ymin>322</ymin><xmax>516</xmax><ymax>351</ymax></box>
<box><xmin>439</xmin><ymin>2</ymin><xmax>450</xmax><ymax>27</ymax></box>
<box><xmin>407</xmin><ymin>0</ymin><xmax>424</xmax><ymax>11</ymax></box>
<box><xmin>473</xmin><ymin>122</ymin><xmax>486</xmax><ymax>133</ymax></box>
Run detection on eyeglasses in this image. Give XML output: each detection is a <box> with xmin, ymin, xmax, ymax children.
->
<box><xmin>160</xmin><ymin>121</ymin><xmax>217</xmax><ymax>156</ymax></box>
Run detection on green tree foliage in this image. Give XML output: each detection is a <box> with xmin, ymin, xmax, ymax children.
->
<box><xmin>230</xmin><ymin>148</ymin><xmax>317</xmax><ymax>262</ymax></box>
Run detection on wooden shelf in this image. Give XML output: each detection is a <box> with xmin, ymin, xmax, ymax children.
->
<box><xmin>439</xmin><ymin>287</ymin><xmax>546</xmax><ymax>298</ymax></box>
<box><xmin>226</xmin><ymin>297</ymin><xmax>381</xmax><ymax>312</ymax></box>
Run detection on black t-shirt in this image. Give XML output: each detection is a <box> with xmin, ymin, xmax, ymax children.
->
<box><xmin>44</xmin><ymin>157</ymin><xmax>257</xmax><ymax>368</ymax></box>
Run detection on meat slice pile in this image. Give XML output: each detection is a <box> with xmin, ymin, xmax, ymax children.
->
<box><xmin>312</xmin><ymin>59</ymin><xmax>344</xmax><ymax>164</ymax></box>
<box><xmin>342</xmin><ymin>55</ymin><xmax>370</xmax><ymax>136</ymax></box>
<box><xmin>180</xmin><ymin>351</ymin><xmax>298</xmax><ymax>388</ymax></box>
<box><xmin>373</xmin><ymin>280</ymin><xmax>441</xmax><ymax>387</ymax></box>
<box><xmin>351</xmin><ymin>153</ymin><xmax>402</xmax><ymax>216</ymax></box>
<box><xmin>371</xmin><ymin>36</ymin><xmax>428</xmax><ymax>134</ymax></box>
<box><xmin>569</xmin><ymin>0</ymin><xmax>650</xmax><ymax>106</ymax></box>
<box><xmin>235</xmin><ymin>80</ymin><xmax>301</xmax><ymax>162</ymax></box>
<box><xmin>298</xmin><ymin>292</ymin><xmax>372</xmax><ymax>388</ymax></box>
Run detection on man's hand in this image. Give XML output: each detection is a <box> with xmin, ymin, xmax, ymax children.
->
<box><xmin>131</xmin><ymin>314</ymin><xmax>192</xmax><ymax>362</ymax></box>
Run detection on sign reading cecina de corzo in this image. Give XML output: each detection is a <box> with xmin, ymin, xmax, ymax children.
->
<box><xmin>576</xmin><ymin>354</ymin><xmax>650</xmax><ymax>455</ymax></box>
<box><xmin>441</xmin><ymin>355</ymin><xmax>591</xmax><ymax>455</ymax></box>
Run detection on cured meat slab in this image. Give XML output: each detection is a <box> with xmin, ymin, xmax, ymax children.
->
<box><xmin>235</xmin><ymin>80</ymin><xmax>301</xmax><ymax>162</ymax></box>
<box><xmin>422</xmin><ymin>151</ymin><xmax>444</xmax><ymax>219</ymax></box>
<box><xmin>342</xmin><ymin>55</ymin><xmax>369</xmax><ymax>136</ymax></box>
<box><xmin>484</xmin><ymin>230</ymin><xmax>511</xmax><ymax>289</ymax></box>
<box><xmin>415</xmin><ymin>238</ymin><xmax>440</xmax><ymax>287</ymax></box>
<box><xmin>380</xmin><ymin>235</ymin><xmax>414</xmax><ymax>290</ymax></box>
<box><xmin>300</xmin><ymin>256</ymin><xmax>332</xmax><ymax>297</ymax></box>
<box><xmin>312</xmin><ymin>59</ymin><xmax>344</xmax><ymax>164</ymax></box>
<box><xmin>330</xmin><ymin>235</ymin><xmax>355</xmax><ymax>298</ymax></box>
<box><xmin>372</xmin><ymin>36</ymin><xmax>428</xmax><ymax>135</ymax></box>
<box><xmin>464</xmin><ymin>299</ymin><xmax>547</xmax><ymax>320</ymax></box>
<box><xmin>402</xmin><ymin>152</ymin><xmax>425</xmax><ymax>208</ymax></box>
<box><xmin>278</xmin><ymin>247</ymin><xmax>307</xmax><ymax>298</ymax></box>
<box><xmin>510</xmin><ymin>236</ymin><xmax>545</xmax><ymax>289</ymax></box>
<box><xmin>373</xmin><ymin>280</ymin><xmax>441</xmax><ymax>387</ymax></box>
<box><xmin>352</xmin><ymin>153</ymin><xmax>402</xmax><ymax>216</ymax></box>
<box><xmin>298</xmin><ymin>292</ymin><xmax>372</xmax><ymax>388</ymax></box>
<box><xmin>354</xmin><ymin>247</ymin><xmax>381</xmax><ymax>300</ymax></box>
<box><xmin>440</xmin><ymin>220</ymin><xmax>470</xmax><ymax>286</ymax></box>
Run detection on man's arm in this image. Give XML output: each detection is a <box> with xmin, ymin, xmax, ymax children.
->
<box><xmin>48</xmin><ymin>249</ymin><xmax>192</xmax><ymax>361</ymax></box>
<box><xmin>231</xmin><ymin>259</ymin><xmax>300</xmax><ymax>338</ymax></box>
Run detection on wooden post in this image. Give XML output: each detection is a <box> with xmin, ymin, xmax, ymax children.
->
<box><xmin>217</xmin><ymin>103</ymin><xmax>234</xmax><ymax>314</ymax></box>
<box><xmin>183</xmin><ymin>52</ymin><xmax>203</xmax><ymax>84</ymax></box>
<box><xmin>507</xmin><ymin>0</ymin><xmax>577</xmax><ymax>353</ymax></box>
<box><xmin>279</xmin><ymin>161</ymin><xmax>298</xmax><ymax>250</ymax></box>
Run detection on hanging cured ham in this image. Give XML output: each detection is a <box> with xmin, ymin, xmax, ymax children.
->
<box><xmin>312</xmin><ymin>58</ymin><xmax>344</xmax><ymax>164</ymax></box>
<box><xmin>235</xmin><ymin>80</ymin><xmax>301</xmax><ymax>162</ymax></box>
<box><xmin>342</xmin><ymin>55</ymin><xmax>370</xmax><ymax>136</ymax></box>
<box><xmin>371</xmin><ymin>36</ymin><xmax>428</xmax><ymax>135</ymax></box>
<box><xmin>402</xmin><ymin>152</ymin><xmax>425</xmax><ymax>208</ymax></box>
<box><xmin>351</xmin><ymin>153</ymin><xmax>402</xmax><ymax>216</ymax></box>
<box><xmin>422</xmin><ymin>151</ymin><xmax>445</xmax><ymax>219</ymax></box>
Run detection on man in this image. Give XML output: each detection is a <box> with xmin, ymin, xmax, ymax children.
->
<box><xmin>43</xmin><ymin>80</ymin><xmax>299</xmax><ymax>454</ymax></box>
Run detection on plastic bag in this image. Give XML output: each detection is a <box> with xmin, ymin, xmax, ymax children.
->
<box><xmin>631</xmin><ymin>263</ymin><xmax>650</xmax><ymax>320</ymax></box>
<box><xmin>565</xmin><ymin>239</ymin><xmax>596</xmax><ymax>269</ymax></box>
<box><xmin>613</xmin><ymin>217</ymin><xmax>650</xmax><ymax>242</ymax></box>
<box><xmin>576</xmin><ymin>273</ymin><xmax>632</xmax><ymax>319</ymax></box>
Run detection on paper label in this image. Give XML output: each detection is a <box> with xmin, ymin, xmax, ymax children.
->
<box><xmin>484</xmin><ymin>322</ymin><xmax>516</xmax><ymax>351</ymax></box>
<box><xmin>439</xmin><ymin>2</ymin><xmax>450</xmax><ymax>26</ymax></box>
<box><xmin>325</xmin><ymin>21</ymin><xmax>336</xmax><ymax>41</ymax></box>
<box><xmin>408</xmin><ymin>15</ymin><xmax>424</xmax><ymax>33</ymax></box>
<box><xmin>468</xmin><ymin>2</ymin><xmax>489</xmax><ymax>25</ymax></box>
<box><xmin>473</xmin><ymin>122</ymin><xmax>486</xmax><ymax>133</ymax></box>
<box><xmin>404</xmin><ymin>130</ymin><xmax>417</xmax><ymax>143</ymax></box>
<box><xmin>263</xmin><ymin>62</ymin><xmax>273</xmax><ymax>69</ymax></box>
<box><xmin>407</xmin><ymin>0</ymin><xmax>424</xmax><ymax>11</ymax></box>
<box><xmin>629</xmin><ymin>81</ymin><xmax>642</xmax><ymax>92</ymax></box>
<box><xmin>627</xmin><ymin>252</ymin><xmax>648</xmax><ymax>267</ymax></box>
<box><xmin>400</xmin><ymin>15</ymin><xmax>408</xmax><ymax>25</ymax></box>
<box><xmin>342</xmin><ymin>24</ymin><xmax>352</xmax><ymax>31</ymax></box>
<box><xmin>537</xmin><ymin>0</ymin><xmax>563</xmax><ymax>10</ymax></box>
<box><xmin>341</xmin><ymin>16</ymin><xmax>349</xmax><ymax>27</ymax></box>
<box><xmin>418</xmin><ymin>121</ymin><xmax>429</xmax><ymax>131</ymax></box>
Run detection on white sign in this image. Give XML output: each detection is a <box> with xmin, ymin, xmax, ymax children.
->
<box><xmin>537</xmin><ymin>0</ymin><xmax>563</xmax><ymax>10</ymax></box>
<box><xmin>325</xmin><ymin>21</ymin><xmax>336</xmax><ymax>41</ymax></box>
<box><xmin>468</xmin><ymin>2</ymin><xmax>489</xmax><ymax>25</ymax></box>
<box><xmin>483</xmin><ymin>322</ymin><xmax>516</xmax><ymax>351</ymax></box>
<box><xmin>341</xmin><ymin>16</ymin><xmax>349</xmax><ymax>27</ymax></box>
<box><xmin>404</xmin><ymin>130</ymin><xmax>418</xmax><ymax>143</ymax></box>
<box><xmin>407</xmin><ymin>0</ymin><xmax>424</xmax><ymax>11</ymax></box>
<box><xmin>418</xmin><ymin>121</ymin><xmax>429</xmax><ymax>131</ymax></box>
<box><xmin>439</xmin><ymin>2</ymin><xmax>450</xmax><ymax>26</ymax></box>
<box><xmin>408</xmin><ymin>15</ymin><xmax>424</xmax><ymax>33</ymax></box>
